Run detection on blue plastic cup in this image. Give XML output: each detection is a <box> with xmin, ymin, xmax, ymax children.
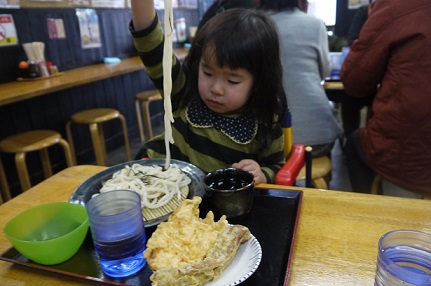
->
<box><xmin>86</xmin><ymin>190</ymin><xmax>146</xmax><ymax>277</ymax></box>
<box><xmin>375</xmin><ymin>230</ymin><xmax>431</xmax><ymax>286</ymax></box>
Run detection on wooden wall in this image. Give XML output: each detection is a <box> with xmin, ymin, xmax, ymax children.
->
<box><xmin>0</xmin><ymin>7</ymin><xmax>200</xmax><ymax>83</ymax></box>
<box><xmin>0</xmin><ymin>7</ymin><xmax>199</xmax><ymax>198</ymax></box>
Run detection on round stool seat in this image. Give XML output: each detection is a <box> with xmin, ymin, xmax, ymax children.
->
<box><xmin>0</xmin><ymin>129</ymin><xmax>74</xmax><ymax>194</ymax></box>
<box><xmin>135</xmin><ymin>90</ymin><xmax>162</xmax><ymax>142</ymax></box>
<box><xmin>297</xmin><ymin>156</ymin><xmax>332</xmax><ymax>189</ymax></box>
<box><xmin>0</xmin><ymin>130</ymin><xmax>63</xmax><ymax>153</ymax></box>
<box><xmin>66</xmin><ymin>108</ymin><xmax>131</xmax><ymax>166</ymax></box>
<box><xmin>70</xmin><ymin>108</ymin><xmax>121</xmax><ymax>124</ymax></box>
<box><xmin>136</xmin><ymin>90</ymin><xmax>162</xmax><ymax>102</ymax></box>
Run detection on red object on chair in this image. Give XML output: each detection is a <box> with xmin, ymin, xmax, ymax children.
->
<box><xmin>274</xmin><ymin>110</ymin><xmax>313</xmax><ymax>187</ymax></box>
<box><xmin>275</xmin><ymin>144</ymin><xmax>305</xmax><ymax>186</ymax></box>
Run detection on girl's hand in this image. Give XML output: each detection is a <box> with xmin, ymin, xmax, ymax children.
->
<box><xmin>231</xmin><ymin>159</ymin><xmax>267</xmax><ymax>184</ymax></box>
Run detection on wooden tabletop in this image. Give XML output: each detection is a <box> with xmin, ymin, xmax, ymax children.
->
<box><xmin>1</xmin><ymin>165</ymin><xmax>431</xmax><ymax>285</ymax></box>
<box><xmin>0</xmin><ymin>48</ymin><xmax>189</xmax><ymax>107</ymax></box>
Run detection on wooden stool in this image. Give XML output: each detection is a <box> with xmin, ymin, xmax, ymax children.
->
<box><xmin>371</xmin><ymin>175</ymin><xmax>429</xmax><ymax>199</ymax></box>
<box><xmin>135</xmin><ymin>90</ymin><xmax>162</xmax><ymax>142</ymax></box>
<box><xmin>0</xmin><ymin>130</ymin><xmax>74</xmax><ymax>193</ymax></box>
<box><xmin>66</xmin><ymin>108</ymin><xmax>131</xmax><ymax>166</ymax></box>
<box><xmin>296</xmin><ymin>156</ymin><xmax>332</xmax><ymax>189</ymax></box>
<box><xmin>0</xmin><ymin>159</ymin><xmax>9</xmax><ymax>204</ymax></box>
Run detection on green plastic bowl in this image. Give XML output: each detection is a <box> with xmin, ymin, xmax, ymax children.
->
<box><xmin>3</xmin><ymin>202</ymin><xmax>89</xmax><ymax>265</ymax></box>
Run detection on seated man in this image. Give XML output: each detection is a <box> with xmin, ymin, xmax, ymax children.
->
<box><xmin>341</xmin><ymin>0</ymin><xmax>431</xmax><ymax>196</ymax></box>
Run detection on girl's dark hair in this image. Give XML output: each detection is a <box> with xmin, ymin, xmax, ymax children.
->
<box><xmin>183</xmin><ymin>8</ymin><xmax>287</xmax><ymax>147</ymax></box>
<box><xmin>260</xmin><ymin>0</ymin><xmax>299</xmax><ymax>11</ymax></box>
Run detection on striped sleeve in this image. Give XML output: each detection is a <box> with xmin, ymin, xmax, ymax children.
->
<box><xmin>130</xmin><ymin>15</ymin><xmax>186</xmax><ymax>102</ymax></box>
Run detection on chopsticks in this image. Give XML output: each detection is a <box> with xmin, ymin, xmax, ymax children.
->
<box><xmin>23</xmin><ymin>42</ymin><xmax>45</xmax><ymax>62</ymax></box>
<box><xmin>22</xmin><ymin>42</ymin><xmax>49</xmax><ymax>77</ymax></box>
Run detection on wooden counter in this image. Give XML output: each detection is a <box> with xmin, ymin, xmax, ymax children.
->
<box><xmin>324</xmin><ymin>80</ymin><xmax>344</xmax><ymax>91</ymax></box>
<box><xmin>1</xmin><ymin>165</ymin><xmax>431</xmax><ymax>285</ymax></box>
<box><xmin>0</xmin><ymin>48</ymin><xmax>189</xmax><ymax>107</ymax></box>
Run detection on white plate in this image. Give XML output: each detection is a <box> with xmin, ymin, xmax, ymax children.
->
<box><xmin>206</xmin><ymin>234</ymin><xmax>262</xmax><ymax>286</ymax></box>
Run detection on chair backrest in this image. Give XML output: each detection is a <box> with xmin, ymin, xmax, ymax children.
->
<box><xmin>281</xmin><ymin>110</ymin><xmax>293</xmax><ymax>158</ymax></box>
<box><xmin>275</xmin><ymin>110</ymin><xmax>312</xmax><ymax>187</ymax></box>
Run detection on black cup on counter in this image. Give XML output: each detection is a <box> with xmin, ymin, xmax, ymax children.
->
<box><xmin>204</xmin><ymin>168</ymin><xmax>254</xmax><ymax>219</ymax></box>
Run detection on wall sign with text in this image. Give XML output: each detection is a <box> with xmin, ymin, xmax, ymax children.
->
<box><xmin>0</xmin><ymin>14</ymin><xmax>18</xmax><ymax>47</ymax></box>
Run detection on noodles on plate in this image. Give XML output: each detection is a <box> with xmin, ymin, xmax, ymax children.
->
<box><xmin>100</xmin><ymin>164</ymin><xmax>191</xmax><ymax>220</ymax></box>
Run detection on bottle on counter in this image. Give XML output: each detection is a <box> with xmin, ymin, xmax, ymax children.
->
<box><xmin>38</xmin><ymin>61</ymin><xmax>50</xmax><ymax>77</ymax></box>
<box><xmin>46</xmin><ymin>61</ymin><xmax>59</xmax><ymax>75</ymax></box>
<box><xmin>27</xmin><ymin>61</ymin><xmax>40</xmax><ymax>78</ymax></box>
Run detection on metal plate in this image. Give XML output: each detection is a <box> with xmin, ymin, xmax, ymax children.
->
<box><xmin>69</xmin><ymin>159</ymin><xmax>206</xmax><ymax>228</ymax></box>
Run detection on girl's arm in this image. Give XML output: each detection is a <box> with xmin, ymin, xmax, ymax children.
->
<box><xmin>131</xmin><ymin>0</ymin><xmax>156</xmax><ymax>31</ymax></box>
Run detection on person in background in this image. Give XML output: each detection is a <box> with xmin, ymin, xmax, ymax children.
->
<box><xmin>347</xmin><ymin>1</ymin><xmax>375</xmax><ymax>46</ymax></box>
<box><xmin>197</xmin><ymin>0</ymin><xmax>259</xmax><ymax>30</ymax></box>
<box><xmin>130</xmin><ymin>2</ymin><xmax>287</xmax><ymax>184</ymax></box>
<box><xmin>260</xmin><ymin>0</ymin><xmax>343</xmax><ymax>158</ymax></box>
<box><xmin>341</xmin><ymin>1</ymin><xmax>375</xmax><ymax>141</ymax></box>
<box><xmin>341</xmin><ymin>0</ymin><xmax>431</xmax><ymax>195</ymax></box>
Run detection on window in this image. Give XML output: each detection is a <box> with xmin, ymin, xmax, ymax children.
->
<box><xmin>308</xmin><ymin>0</ymin><xmax>337</xmax><ymax>26</ymax></box>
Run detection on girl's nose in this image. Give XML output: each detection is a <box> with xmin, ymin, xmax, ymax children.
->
<box><xmin>210</xmin><ymin>80</ymin><xmax>223</xmax><ymax>96</ymax></box>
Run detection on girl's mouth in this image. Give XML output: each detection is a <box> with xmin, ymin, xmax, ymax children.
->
<box><xmin>206</xmin><ymin>99</ymin><xmax>222</xmax><ymax>108</ymax></box>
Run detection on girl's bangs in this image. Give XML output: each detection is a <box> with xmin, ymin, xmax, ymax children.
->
<box><xmin>202</xmin><ymin>35</ymin><xmax>253</xmax><ymax>71</ymax></box>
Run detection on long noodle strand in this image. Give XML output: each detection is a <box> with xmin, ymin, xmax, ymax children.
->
<box><xmin>163</xmin><ymin>0</ymin><xmax>174</xmax><ymax>170</ymax></box>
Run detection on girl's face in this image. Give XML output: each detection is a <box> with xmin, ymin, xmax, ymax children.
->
<box><xmin>197</xmin><ymin>53</ymin><xmax>254</xmax><ymax>114</ymax></box>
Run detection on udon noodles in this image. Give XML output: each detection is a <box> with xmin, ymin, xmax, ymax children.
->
<box><xmin>163</xmin><ymin>0</ymin><xmax>174</xmax><ymax>170</ymax></box>
<box><xmin>100</xmin><ymin>164</ymin><xmax>191</xmax><ymax>209</ymax></box>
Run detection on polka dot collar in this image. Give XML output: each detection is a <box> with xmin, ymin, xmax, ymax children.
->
<box><xmin>186</xmin><ymin>100</ymin><xmax>258</xmax><ymax>144</ymax></box>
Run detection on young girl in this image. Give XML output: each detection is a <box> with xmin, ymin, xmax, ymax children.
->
<box><xmin>130</xmin><ymin>1</ymin><xmax>287</xmax><ymax>184</ymax></box>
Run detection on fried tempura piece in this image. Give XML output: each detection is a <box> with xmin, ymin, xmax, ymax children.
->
<box><xmin>144</xmin><ymin>197</ymin><xmax>228</xmax><ymax>270</ymax></box>
<box><xmin>150</xmin><ymin>224</ymin><xmax>251</xmax><ymax>286</ymax></box>
<box><xmin>144</xmin><ymin>196</ymin><xmax>251</xmax><ymax>286</ymax></box>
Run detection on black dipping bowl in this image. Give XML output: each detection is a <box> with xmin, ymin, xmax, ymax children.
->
<box><xmin>204</xmin><ymin>168</ymin><xmax>254</xmax><ymax>219</ymax></box>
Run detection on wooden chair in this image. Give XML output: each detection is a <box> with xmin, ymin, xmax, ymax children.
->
<box><xmin>275</xmin><ymin>111</ymin><xmax>331</xmax><ymax>188</ymax></box>
<box><xmin>0</xmin><ymin>130</ymin><xmax>74</xmax><ymax>193</ymax></box>
<box><xmin>133</xmin><ymin>96</ymin><xmax>314</xmax><ymax>187</ymax></box>
<box><xmin>133</xmin><ymin>95</ymin><xmax>315</xmax><ymax>187</ymax></box>
<box><xmin>371</xmin><ymin>175</ymin><xmax>430</xmax><ymax>200</ymax></box>
<box><xmin>0</xmin><ymin>159</ymin><xmax>9</xmax><ymax>204</ymax></box>
<box><xmin>135</xmin><ymin>90</ymin><xmax>163</xmax><ymax>142</ymax></box>
<box><xmin>66</xmin><ymin>108</ymin><xmax>131</xmax><ymax>166</ymax></box>
<box><xmin>296</xmin><ymin>155</ymin><xmax>332</xmax><ymax>189</ymax></box>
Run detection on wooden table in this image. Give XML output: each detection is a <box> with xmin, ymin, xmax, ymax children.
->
<box><xmin>1</xmin><ymin>165</ymin><xmax>431</xmax><ymax>285</ymax></box>
<box><xmin>0</xmin><ymin>48</ymin><xmax>189</xmax><ymax>107</ymax></box>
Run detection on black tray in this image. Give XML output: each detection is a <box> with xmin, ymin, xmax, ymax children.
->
<box><xmin>0</xmin><ymin>188</ymin><xmax>302</xmax><ymax>286</ymax></box>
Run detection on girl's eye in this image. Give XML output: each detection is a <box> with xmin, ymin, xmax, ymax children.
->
<box><xmin>203</xmin><ymin>70</ymin><xmax>212</xmax><ymax>76</ymax></box>
<box><xmin>228</xmin><ymin>79</ymin><xmax>240</xmax><ymax>84</ymax></box>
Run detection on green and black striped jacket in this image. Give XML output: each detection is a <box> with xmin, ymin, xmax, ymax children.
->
<box><xmin>130</xmin><ymin>16</ymin><xmax>285</xmax><ymax>183</ymax></box>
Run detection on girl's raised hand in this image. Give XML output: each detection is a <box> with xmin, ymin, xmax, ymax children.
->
<box><xmin>231</xmin><ymin>159</ymin><xmax>267</xmax><ymax>184</ymax></box>
<box><xmin>131</xmin><ymin>0</ymin><xmax>156</xmax><ymax>31</ymax></box>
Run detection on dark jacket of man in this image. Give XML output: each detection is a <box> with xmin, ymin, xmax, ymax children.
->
<box><xmin>341</xmin><ymin>0</ymin><xmax>431</xmax><ymax>194</ymax></box>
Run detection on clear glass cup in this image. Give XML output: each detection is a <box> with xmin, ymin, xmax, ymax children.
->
<box><xmin>86</xmin><ymin>190</ymin><xmax>146</xmax><ymax>277</ymax></box>
<box><xmin>375</xmin><ymin>230</ymin><xmax>431</xmax><ymax>286</ymax></box>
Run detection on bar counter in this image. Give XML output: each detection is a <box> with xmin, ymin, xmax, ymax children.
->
<box><xmin>0</xmin><ymin>48</ymin><xmax>189</xmax><ymax>107</ymax></box>
<box><xmin>1</xmin><ymin>165</ymin><xmax>430</xmax><ymax>285</ymax></box>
